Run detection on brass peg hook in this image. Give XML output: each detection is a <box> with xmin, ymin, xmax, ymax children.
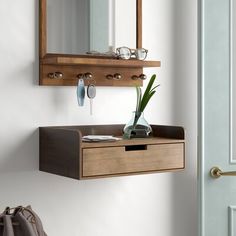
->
<box><xmin>139</xmin><ymin>74</ymin><xmax>147</xmax><ymax>80</ymax></box>
<box><xmin>48</xmin><ymin>72</ymin><xmax>63</xmax><ymax>79</ymax></box>
<box><xmin>113</xmin><ymin>73</ymin><xmax>122</xmax><ymax>80</ymax></box>
<box><xmin>106</xmin><ymin>73</ymin><xmax>122</xmax><ymax>80</ymax></box>
<box><xmin>131</xmin><ymin>74</ymin><xmax>147</xmax><ymax>81</ymax></box>
<box><xmin>84</xmin><ymin>72</ymin><xmax>93</xmax><ymax>80</ymax></box>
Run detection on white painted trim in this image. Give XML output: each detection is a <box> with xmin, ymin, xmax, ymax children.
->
<box><xmin>198</xmin><ymin>0</ymin><xmax>205</xmax><ymax>235</ymax></box>
<box><xmin>229</xmin><ymin>206</ymin><xmax>236</xmax><ymax>236</ymax></box>
<box><xmin>108</xmin><ymin>0</ymin><xmax>115</xmax><ymax>50</ymax></box>
<box><xmin>229</xmin><ymin>0</ymin><xmax>236</xmax><ymax>164</ymax></box>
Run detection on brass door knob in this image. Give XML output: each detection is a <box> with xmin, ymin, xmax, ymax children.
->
<box><xmin>210</xmin><ymin>167</ymin><xmax>236</xmax><ymax>178</ymax></box>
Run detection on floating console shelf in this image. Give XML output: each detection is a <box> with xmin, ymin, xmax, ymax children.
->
<box><xmin>39</xmin><ymin>124</ymin><xmax>185</xmax><ymax>180</ymax></box>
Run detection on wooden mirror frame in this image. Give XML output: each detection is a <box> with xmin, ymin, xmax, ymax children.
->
<box><xmin>39</xmin><ymin>0</ymin><xmax>160</xmax><ymax>86</ymax></box>
<box><xmin>39</xmin><ymin>0</ymin><xmax>142</xmax><ymax>59</ymax></box>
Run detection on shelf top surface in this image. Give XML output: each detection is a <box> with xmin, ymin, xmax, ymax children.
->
<box><xmin>40</xmin><ymin>124</ymin><xmax>185</xmax><ymax>141</ymax></box>
<box><xmin>41</xmin><ymin>54</ymin><xmax>161</xmax><ymax>68</ymax></box>
<box><xmin>81</xmin><ymin>136</ymin><xmax>184</xmax><ymax>148</ymax></box>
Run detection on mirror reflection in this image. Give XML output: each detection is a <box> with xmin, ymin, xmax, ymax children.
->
<box><xmin>47</xmin><ymin>0</ymin><xmax>136</xmax><ymax>55</ymax></box>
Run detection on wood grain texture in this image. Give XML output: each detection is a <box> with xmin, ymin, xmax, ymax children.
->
<box><xmin>39</xmin><ymin>0</ymin><xmax>46</xmax><ymax>58</ymax></box>
<box><xmin>39</xmin><ymin>55</ymin><xmax>161</xmax><ymax>86</ymax></box>
<box><xmin>152</xmin><ymin>125</ymin><xmax>185</xmax><ymax>139</ymax></box>
<box><xmin>39</xmin><ymin>64</ymin><xmax>143</xmax><ymax>86</ymax></box>
<box><xmin>41</xmin><ymin>56</ymin><xmax>161</xmax><ymax>68</ymax></box>
<box><xmin>82</xmin><ymin>143</ymin><xmax>184</xmax><ymax>177</ymax></box>
<box><xmin>137</xmin><ymin>0</ymin><xmax>142</xmax><ymax>48</ymax></box>
<box><xmin>39</xmin><ymin>125</ymin><xmax>185</xmax><ymax>180</ymax></box>
<box><xmin>39</xmin><ymin>127</ymin><xmax>81</xmax><ymax>179</ymax></box>
<box><xmin>40</xmin><ymin>124</ymin><xmax>184</xmax><ymax>138</ymax></box>
<box><xmin>82</xmin><ymin>137</ymin><xmax>184</xmax><ymax>149</ymax></box>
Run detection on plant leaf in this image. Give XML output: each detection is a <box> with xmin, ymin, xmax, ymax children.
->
<box><xmin>139</xmin><ymin>88</ymin><xmax>142</xmax><ymax>111</ymax></box>
<box><xmin>141</xmin><ymin>74</ymin><xmax>156</xmax><ymax>103</ymax></box>
<box><xmin>139</xmin><ymin>74</ymin><xmax>157</xmax><ymax>112</ymax></box>
<box><xmin>136</xmin><ymin>86</ymin><xmax>142</xmax><ymax>112</ymax></box>
<box><xmin>140</xmin><ymin>90</ymin><xmax>156</xmax><ymax>112</ymax></box>
<box><xmin>134</xmin><ymin>74</ymin><xmax>159</xmax><ymax>114</ymax></box>
<box><xmin>149</xmin><ymin>84</ymin><xmax>160</xmax><ymax>93</ymax></box>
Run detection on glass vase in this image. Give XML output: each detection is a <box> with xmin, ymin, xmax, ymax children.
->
<box><xmin>123</xmin><ymin>111</ymin><xmax>152</xmax><ymax>139</ymax></box>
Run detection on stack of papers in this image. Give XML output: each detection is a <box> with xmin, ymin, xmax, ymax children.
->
<box><xmin>82</xmin><ymin>135</ymin><xmax>122</xmax><ymax>142</ymax></box>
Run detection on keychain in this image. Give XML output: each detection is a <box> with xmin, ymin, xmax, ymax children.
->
<box><xmin>87</xmin><ymin>83</ymin><xmax>96</xmax><ymax>115</ymax></box>
<box><xmin>77</xmin><ymin>78</ymin><xmax>85</xmax><ymax>106</ymax></box>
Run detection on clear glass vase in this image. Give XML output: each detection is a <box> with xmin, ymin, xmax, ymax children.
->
<box><xmin>123</xmin><ymin>111</ymin><xmax>152</xmax><ymax>139</ymax></box>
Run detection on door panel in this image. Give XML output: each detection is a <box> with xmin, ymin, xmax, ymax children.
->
<box><xmin>229</xmin><ymin>206</ymin><xmax>236</xmax><ymax>236</ymax></box>
<box><xmin>200</xmin><ymin>0</ymin><xmax>235</xmax><ymax>235</ymax></box>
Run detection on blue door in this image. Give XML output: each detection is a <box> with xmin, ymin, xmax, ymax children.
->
<box><xmin>200</xmin><ymin>0</ymin><xmax>236</xmax><ymax>235</ymax></box>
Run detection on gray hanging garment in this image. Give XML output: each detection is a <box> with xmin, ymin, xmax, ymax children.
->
<box><xmin>0</xmin><ymin>206</ymin><xmax>47</xmax><ymax>236</ymax></box>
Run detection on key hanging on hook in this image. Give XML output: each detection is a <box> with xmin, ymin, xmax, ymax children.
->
<box><xmin>77</xmin><ymin>78</ymin><xmax>85</xmax><ymax>106</ymax></box>
<box><xmin>87</xmin><ymin>83</ymin><xmax>96</xmax><ymax>115</ymax></box>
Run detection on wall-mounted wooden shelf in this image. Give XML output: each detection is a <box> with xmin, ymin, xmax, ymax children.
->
<box><xmin>39</xmin><ymin>55</ymin><xmax>161</xmax><ymax>86</ymax></box>
<box><xmin>39</xmin><ymin>0</ymin><xmax>161</xmax><ymax>87</ymax></box>
<box><xmin>41</xmin><ymin>55</ymin><xmax>161</xmax><ymax>68</ymax></box>
<box><xmin>39</xmin><ymin>124</ymin><xmax>185</xmax><ymax>180</ymax></box>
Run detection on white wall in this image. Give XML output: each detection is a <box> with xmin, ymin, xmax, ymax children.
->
<box><xmin>0</xmin><ymin>1</ymin><xmax>197</xmax><ymax>236</ymax></box>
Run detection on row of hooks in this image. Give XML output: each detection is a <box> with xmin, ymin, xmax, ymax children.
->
<box><xmin>47</xmin><ymin>72</ymin><xmax>147</xmax><ymax>81</ymax></box>
<box><xmin>106</xmin><ymin>73</ymin><xmax>147</xmax><ymax>80</ymax></box>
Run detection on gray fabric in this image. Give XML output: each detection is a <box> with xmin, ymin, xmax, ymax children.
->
<box><xmin>0</xmin><ymin>206</ymin><xmax>47</xmax><ymax>236</ymax></box>
<box><xmin>24</xmin><ymin>207</ymin><xmax>46</xmax><ymax>236</ymax></box>
<box><xmin>3</xmin><ymin>215</ymin><xmax>14</xmax><ymax>236</ymax></box>
<box><xmin>14</xmin><ymin>212</ymin><xmax>38</xmax><ymax>236</ymax></box>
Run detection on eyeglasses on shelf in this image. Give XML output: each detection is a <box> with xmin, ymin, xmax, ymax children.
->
<box><xmin>116</xmin><ymin>47</ymin><xmax>148</xmax><ymax>60</ymax></box>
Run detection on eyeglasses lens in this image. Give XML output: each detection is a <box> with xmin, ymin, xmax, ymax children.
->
<box><xmin>117</xmin><ymin>47</ymin><xmax>131</xmax><ymax>59</ymax></box>
<box><xmin>135</xmin><ymin>49</ymin><xmax>147</xmax><ymax>60</ymax></box>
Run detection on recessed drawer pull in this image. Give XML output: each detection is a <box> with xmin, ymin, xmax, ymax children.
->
<box><xmin>125</xmin><ymin>145</ymin><xmax>147</xmax><ymax>151</ymax></box>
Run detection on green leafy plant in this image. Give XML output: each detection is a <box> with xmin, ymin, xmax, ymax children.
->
<box><xmin>133</xmin><ymin>74</ymin><xmax>160</xmax><ymax>127</ymax></box>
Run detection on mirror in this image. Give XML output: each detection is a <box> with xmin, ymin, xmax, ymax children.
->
<box><xmin>46</xmin><ymin>0</ymin><xmax>137</xmax><ymax>55</ymax></box>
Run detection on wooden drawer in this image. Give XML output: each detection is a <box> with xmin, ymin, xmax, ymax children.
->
<box><xmin>82</xmin><ymin>143</ymin><xmax>184</xmax><ymax>177</ymax></box>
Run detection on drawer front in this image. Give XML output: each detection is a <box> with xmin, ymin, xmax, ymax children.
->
<box><xmin>82</xmin><ymin>143</ymin><xmax>184</xmax><ymax>177</ymax></box>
